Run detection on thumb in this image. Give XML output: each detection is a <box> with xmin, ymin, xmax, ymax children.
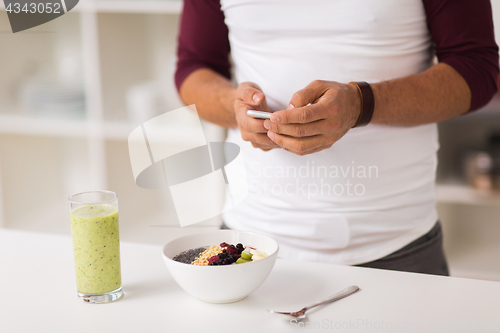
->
<box><xmin>289</xmin><ymin>80</ymin><xmax>326</xmax><ymax>109</ymax></box>
<box><xmin>242</xmin><ymin>87</ymin><xmax>264</xmax><ymax>106</ymax></box>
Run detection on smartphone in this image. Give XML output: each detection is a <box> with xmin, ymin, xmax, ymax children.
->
<box><xmin>247</xmin><ymin>110</ymin><xmax>272</xmax><ymax>119</ymax></box>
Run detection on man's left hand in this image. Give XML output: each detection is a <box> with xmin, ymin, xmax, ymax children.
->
<box><xmin>264</xmin><ymin>80</ymin><xmax>361</xmax><ymax>156</ymax></box>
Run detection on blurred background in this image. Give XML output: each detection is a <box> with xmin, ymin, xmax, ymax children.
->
<box><xmin>0</xmin><ymin>0</ymin><xmax>499</xmax><ymax>281</ymax></box>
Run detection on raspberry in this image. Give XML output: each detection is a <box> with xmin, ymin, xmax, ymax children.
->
<box><xmin>226</xmin><ymin>246</ymin><xmax>238</xmax><ymax>255</ymax></box>
<box><xmin>208</xmin><ymin>255</ymin><xmax>219</xmax><ymax>263</ymax></box>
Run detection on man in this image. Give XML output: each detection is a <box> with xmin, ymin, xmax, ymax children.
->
<box><xmin>175</xmin><ymin>0</ymin><xmax>499</xmax><ymax>275</ymax></box>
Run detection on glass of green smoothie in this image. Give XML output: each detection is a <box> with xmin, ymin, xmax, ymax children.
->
<box><xmin>68</xmin><ymin>190</ymin><xmax>123</xmax><ymax>303</ymax></box>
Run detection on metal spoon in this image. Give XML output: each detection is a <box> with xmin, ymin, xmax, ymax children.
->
<box><xmin>267</xmin><ymin>285</ymin><xmax>360</xmax><ymax>320</ymax></box>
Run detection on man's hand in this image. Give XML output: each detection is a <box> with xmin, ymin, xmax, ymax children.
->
<box><xmin>264</xmin><ymin>80</ymin><xmax>361</xmax><ymax>156</ymax></box>
<box><xmin>234</xmin><ymin>82</ymin><xmax>280</xmax><ymax>151</ymax></box>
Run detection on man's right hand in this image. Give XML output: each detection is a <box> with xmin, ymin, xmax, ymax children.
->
<box><xmin>234</xmin><ymin>82</ymin><xmax>280</xmax><ymax>151</ymax></box>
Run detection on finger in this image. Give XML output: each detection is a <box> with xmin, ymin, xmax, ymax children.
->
<box><xmin>241</xmin><ymin>132</ymin><xmax>280</xmax><ymax>148</ymax></box>
<box><xmin>264</xmin><ymin>119</ymin><xmax>325</xmax><ymax>138</ymax></box>
<box><xmin>270</xmin><ymin>103</ymin><xmax>327</xmax><ymax>124</ymax></box>
<box><xmin>267</xmin><ymin>131</ymin><xmax>326</xmax><ymax>155</ymax></box>
<box><xmin>296</xmin><ymin>144</ymin><xmax>333</xmax><ymax>155</ymax></box>
<box><xmin>240</xmin><ymin>116</ymin><xmax>267</xmax><ymax>133</ymax></box>
<box><xmin>251</xmin><ymin>143</ymin><xmax>276</xmax><ymax>151</ymax></box>
<box><xmin>282</xmin><ymin>145</ymin><xmax>330</xmax><ymax>156</ymax></box>
<box><xmin>240</xmin><ymin>116</ymin><xmax>268</xmax><ymax>133</ymax></box>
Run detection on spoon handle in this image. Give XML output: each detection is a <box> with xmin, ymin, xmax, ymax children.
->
<box><xmin>303</xmin><ymin>285</ymin><xmax>360</xmax><ymax>311</ymax></box>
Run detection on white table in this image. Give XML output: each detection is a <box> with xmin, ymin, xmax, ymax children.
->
<box><xmin>1</xmin><ymin>229</ymin><xmax>499</xmax><ymax>333</ymax></box>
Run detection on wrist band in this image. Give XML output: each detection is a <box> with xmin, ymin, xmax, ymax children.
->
<box><xmin>349</xmin><ymin>81</ymin><xmax>375</xmax><ymax>127</ymax></box>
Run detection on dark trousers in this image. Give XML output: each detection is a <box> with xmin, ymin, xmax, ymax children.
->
<box><xmin>221</xmin><ymin>221</ymin><xmax>449</xmax><ymax>276</ymax></box>
<box><xmin>356</xmin><ymin>221</ymin><xmax>449</xmax><ymax>276</ymax></box>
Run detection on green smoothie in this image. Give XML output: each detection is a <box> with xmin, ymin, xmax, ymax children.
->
<box><xmin>70</xmin><ymin>204</ymin><xmax>121</xmax><ymax>294</ymax></box>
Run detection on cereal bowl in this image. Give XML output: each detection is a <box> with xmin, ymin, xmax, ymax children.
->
<box><xmin>162</xmin><ymin>230</ymin><xmax>279</xmax><ymax>303</ymax></box>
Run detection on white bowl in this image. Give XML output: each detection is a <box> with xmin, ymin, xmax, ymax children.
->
<box><xmin>162</xmin><ymin>230</ymin><xmax>279</xmax><ymax>303</ymax></box>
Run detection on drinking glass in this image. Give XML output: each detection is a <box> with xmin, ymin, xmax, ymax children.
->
<box><xmin>68</xmin><ymin>191</ymin><xmax>123</xmax><ymax>303</ymax></box>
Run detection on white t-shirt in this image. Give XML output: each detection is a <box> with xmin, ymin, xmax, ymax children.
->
<box><xmin>221</xmin><ymin>0</ymin><xmax>438</xmax><ymax>265</ymax></box>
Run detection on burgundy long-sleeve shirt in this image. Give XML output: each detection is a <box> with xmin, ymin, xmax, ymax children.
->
<box><xmin>175</xmin><ymin>0</ymin><xmax>499</xmax><ymax>112</ymax></box>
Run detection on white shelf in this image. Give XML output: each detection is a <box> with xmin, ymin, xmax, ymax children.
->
<box><xmin>88</xmin><ymin>0</ymin><xmax>182</xmax><ymax>14</ymax></box>
<box><xmin>0</xmin><ymin>114</ymin><xmax>89</xmax><ymax>138</ymax></box>
<box><xmin>104</xmin><ymin>120</ymin><xmax>203</xmax><ymax>143</ymax></box>
<box><xmin>436</xmin><ymin>182</ymin><xmax>500</xmax><ymax>206</ymax></box>
<box><xmin>0</xmin><ymin>1</ymin><xmax>183</xmax><ymax>14</ymax></box>
<box><xmin>0</xmin><ymin>114</ymin><xmax>201</xmax><ymax>143</ymax></box>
